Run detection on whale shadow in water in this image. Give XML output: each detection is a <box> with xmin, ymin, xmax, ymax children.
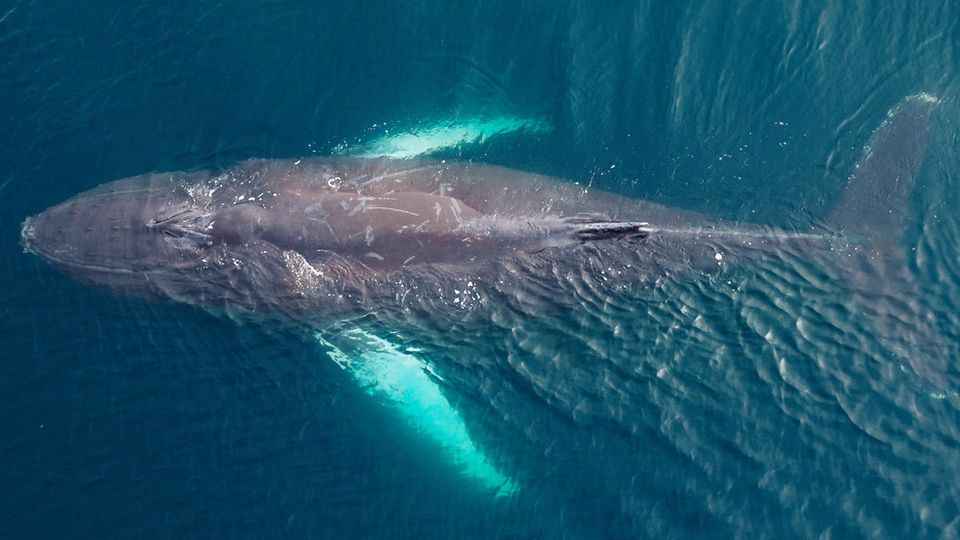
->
<box><xmin>19</xmin><ymin>94</ymin><xmax>948</xmax><ymax>498</ymax></box>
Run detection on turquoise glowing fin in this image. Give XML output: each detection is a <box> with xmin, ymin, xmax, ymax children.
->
<box><xmin>316</xmin><ymin>329</ymin><xmax>518</xmax><ymax>497</ymax></box>
<box><xmin>336</xmin><ymin>115</ymin><xmax>551</xmax><ymax>159</ymax></box>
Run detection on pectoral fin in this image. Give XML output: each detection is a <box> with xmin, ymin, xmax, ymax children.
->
<box><xmin>316</xmin><ymin>329</ymin><xmax>519</xmax><ymax>497</ymax></box>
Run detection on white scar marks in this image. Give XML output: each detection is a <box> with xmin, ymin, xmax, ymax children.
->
<box><xmin>365</xmin><ymin>206</ymin><xmax>421</xmax><ymax>217</ymax></box>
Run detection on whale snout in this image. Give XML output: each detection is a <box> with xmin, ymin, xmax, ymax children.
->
<box><xmin>19</xmin><ymin>212</ymin><xmax>65</xmax><ymax>267</ymax></box>
<box><xmin>20</xmin><ymin>198</ymin><xmax>107</xmax><ymax>270</ymax></box>
<box><xmin>20</xmin><ymin>203</ymin><xmax>84</xmax><ymax>266</ymax></box>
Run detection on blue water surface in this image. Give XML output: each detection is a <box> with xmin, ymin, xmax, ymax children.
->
<box><xmin>2</xmin><ymin>1</ymin><xmax>960</xmax><ymax>538</ymax></box>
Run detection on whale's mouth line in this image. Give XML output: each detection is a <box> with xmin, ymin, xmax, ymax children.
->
<box><xmin>26</xmin><ymin>244</ymin><xmax>143</xmax><ymax>275</ymax></box>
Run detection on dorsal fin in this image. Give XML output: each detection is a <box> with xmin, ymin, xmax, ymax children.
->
<box><xmin>571</xmin><ymin>221</ymin><xmax>651</xmax><ymax>241</ymax></box>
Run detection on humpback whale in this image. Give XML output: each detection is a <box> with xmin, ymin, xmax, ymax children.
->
<box><xmin>19</xmin><ymin>94</ymin><xmax>946</xmax><ymax>492</ymax></box>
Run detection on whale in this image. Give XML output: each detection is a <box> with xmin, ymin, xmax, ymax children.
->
<box><xmin>19</xmin><ymin>94</ymin><xmax>946</xmax><ymax>492</ymax></box>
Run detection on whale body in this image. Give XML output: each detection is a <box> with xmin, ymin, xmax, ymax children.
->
<box><xmin>18</xmin><ymin>95</ymin><xmax>948</xmax><ymax>492</ymax></box>
<box><xmin>20</xmin><ymin>154</ymin><xmax>842</xmax><ymax>324</ymax></box>
<box><xmin>21</xmin><ymin>95</ymin><xmax>943</xmax><ymax>376</ymax></box>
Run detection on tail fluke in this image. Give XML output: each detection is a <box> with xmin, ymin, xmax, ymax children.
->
<box><xmin>828</xmin><ymin>93</ymin><xmax>939</xmax><ymax>240</ymax></box>
<box><xmin>827</xmin><ymin>94</ymin><xmax>949</xmax><ymax>396</ymax></box>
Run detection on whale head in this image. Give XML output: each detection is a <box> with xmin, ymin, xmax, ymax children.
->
<box><xmin>19</xmin><ymin>170</ymin><xmax>366</xmax><ymax>323</ymax></box>
<box><xmin>20</xmin><ymin>174</ymin><xmax>218</xmax><ymax>299</ymax></box>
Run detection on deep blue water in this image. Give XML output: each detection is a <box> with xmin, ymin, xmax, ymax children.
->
<box><xmin>3</xmin><ymin>1</ymin><xmax>960</xmax><ymax>538</ymax></box>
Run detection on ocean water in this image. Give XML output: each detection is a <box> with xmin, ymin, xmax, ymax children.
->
<box><xmin>2</xmin><ymin>1</ymin><xmax>960</xmax><ymax>538</ymax></box>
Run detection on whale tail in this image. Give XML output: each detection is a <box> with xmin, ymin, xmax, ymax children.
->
<box><xmin>828</xmin><ymin>93</ymin><xmax>938</xmax><ymax>240</ymax></box>
<box><xmin>827</xmin><ymin>94</ymin><xmax>948</xmax><ymax>396</ymax></box>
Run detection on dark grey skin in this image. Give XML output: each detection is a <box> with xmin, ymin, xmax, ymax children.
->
<box><xmin>21</xmin><ymin>95</ymin><xmax>944</xmax><ymax>393</ymax></box>
<box><xmin>19</xmin><ymin>157</ymin><xmax>821</xmax><ymax>322</ymax></box>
